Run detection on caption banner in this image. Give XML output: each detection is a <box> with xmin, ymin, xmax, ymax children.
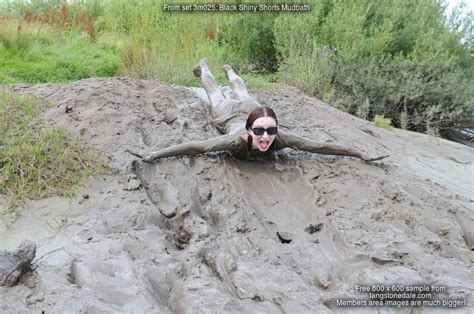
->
<box><xmin>336</xmin><ymin>285</ymin><xmax>466</xmax><ymax>308</ymax></box>
<box><xmin>162</xmin><ymin>3</ymin><xmax>311</xmax><ymax>13</ymax></box>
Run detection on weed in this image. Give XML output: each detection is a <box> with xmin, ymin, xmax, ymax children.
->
<box><xmin>118</xmin><ymin>37</ymin><xmax>157</xmax><ymax>80</ymax></box>
<box><xmin>399</xmin><ymin>103</ymin><xmax>408</xmax><ymax>130</ymax></box>
<box><xmin>356</xmin><ymin>98</ymin><xmax>371</xmax><ymax>120</ymax></box>
<box><xmin>373</xmin><ymin>115</ymin><xmax>394</xmax><ymax>130</ymax></box>
<box><xmin>77</xmin><ymin>11</ymin><xmax>96</xmax><ymax>41</ymax></box>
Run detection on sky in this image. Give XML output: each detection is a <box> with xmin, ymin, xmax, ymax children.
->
<box><xmin>446</xmin><ymin>0</ymin><xmax>474</xmax><ymax>14</ymax></box>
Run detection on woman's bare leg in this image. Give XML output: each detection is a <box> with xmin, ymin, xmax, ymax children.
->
<box><xmin>223</xmin><ymin>64</ymin><xmax>250</xmax><ymax>100</ymax></box>
<box><xmin>193</xmin><ymin>58</ymin><xmax>226</xmax><ymax>108</ymax></box>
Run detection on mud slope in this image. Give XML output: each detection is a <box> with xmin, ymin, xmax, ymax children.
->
<box><xmin>1</xmin><ymin>78</ymin><xmax>473</xmax><ymax>313</ymax></box>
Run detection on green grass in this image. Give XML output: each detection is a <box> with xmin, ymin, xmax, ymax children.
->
<box><xmin>0</xmin><ymin>22</ymin><xmax>119</xmax><ymax>83</ymax></box>
<box><xmin>0</xmin><ymin>91</ymin><xmax>107</xmax><ymax>214</ymax></box>
<box><xmin>240</xmin><ymin>72</ymin><xmax>279</xmax><ymax>92</ymax></box>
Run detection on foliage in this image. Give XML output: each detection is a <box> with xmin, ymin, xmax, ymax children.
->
<box><xmin>278</xmin><ymin>43</ymin><xmax>337</xmax><ymax>101</ymax></box>
<box><xmin>274</xmin><ymin>0</ymin><xmax>473</xmax><ymax>132</ymax></box>
<box><xmin>333</xmin><ymin>57</ymin><xmax>473</xmax><ymax>132</ymax></box>
<box><xmin>218</xmin><ymin>13</ymin><xmax>278</xmax><ymax>72</ymax></box>
<box><xmin>373</xmin><ymin>114</ymin><xmax>393</xmax><ymax>130</ymax></box>
<box><xmin>0</xmin><ymin>0</ymin><xmax>472</xmax><ymax>133</ymax></box>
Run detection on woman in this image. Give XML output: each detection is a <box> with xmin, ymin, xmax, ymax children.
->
<box><xmin>131</xmin><ymin>58</ymin><xmax>388</xmax><ymax>163</ymax></box>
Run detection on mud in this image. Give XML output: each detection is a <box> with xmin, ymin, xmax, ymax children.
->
<box><xmin>1</xmin><ymin>78</ymin><xmax>473</xmax><ymax>313</ymax></box>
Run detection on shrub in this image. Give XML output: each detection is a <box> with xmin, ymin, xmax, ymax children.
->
<box><xmin>219</xmin><ymin>13</ymin><xmax>278</xmax><ymax>72</ymax></box>
<box><xmin>333</xmin><ymin>57</ymin><xmax>473</xmax><ymax>132</ymax></box>
<box><xmin>273</xmin><ymin>0</ymin><xmax>473</xmax><ymax>134</ymax></box>
<box><xmin>278</xmin><ymin>42</ymin><xmax>337</xmax><ymax>100</ymax></box>
<box><xmin>373</xmin><ymin>115</ymin><xmax>393</xmax><ymax>130</ymax></box>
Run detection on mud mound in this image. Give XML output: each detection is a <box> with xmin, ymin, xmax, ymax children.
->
<box><xmin>1</xmin><ymin>78</ymin><xmax>473</xmax><ymax>312</ymax></box>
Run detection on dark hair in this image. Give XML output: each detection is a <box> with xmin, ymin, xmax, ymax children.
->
<box><xmin>245</xmin><ymin>106</ymin><xmax>278</xmax><ymax>152</ymax></box>
<box><xmin>245</xmin><ymin>106</ymin><xmax>278</xmax><ymax>130</ymax></box>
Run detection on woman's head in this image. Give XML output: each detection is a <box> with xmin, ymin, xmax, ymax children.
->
<box><xmin>246</xmin><ymin>106</ymin><xmax>278</xmax><ymax>152</ymax></box>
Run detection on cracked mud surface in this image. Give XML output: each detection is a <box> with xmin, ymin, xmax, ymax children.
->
<box><xmin>1</xmin><ymin>78</ymin><xmax>473</xmax><ymax>312</ymax></box>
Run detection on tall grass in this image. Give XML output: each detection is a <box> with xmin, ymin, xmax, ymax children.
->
<box><xmin>278</xmin><ymin>42</ymin><xmax>337</xmax><ymax>101</ymax></box>
<box><xmin>0</xmin><ymin>19</ymin><xmax>118</xmax><ymax>83</ymax></box>
<box><xmin>98</xmin><ymin>0</ymin><xmax>235</xmax><ymax>86</ymax></box>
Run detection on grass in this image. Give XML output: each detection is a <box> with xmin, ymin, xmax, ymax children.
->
<box><xmin>0</xmin><ymin>1</ymin><xmax>287</xmax><ymax>91</ymax></box>
<box><xmin>0</xmin><ymin>21</ymin><xmax>119</xmax><ymax>83</ymax></box>
<box><xmin>0</xmin><ymin>91</ymin><xmax>107</xmax><ymax>216</ymax></box>
<box><xmin>0</xmin><ymin>14</ymin><xmax>274</xmax><ymax>90</ymax></box>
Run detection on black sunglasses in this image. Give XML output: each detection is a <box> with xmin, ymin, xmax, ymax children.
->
<box><xmin>252</xmin><ymin>126</ymin><xmax>278</xmax><ymax>136</ymax></box>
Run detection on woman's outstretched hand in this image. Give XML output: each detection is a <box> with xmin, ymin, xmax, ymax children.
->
<box><xmin>126</xmin><ymin>149</ymin><xmax>157</xmax><ymax>163</ymax></box>
<box><xmin>126</xmin><ymin>149</ymin><xmax>143</xmax><ymax>158</ymax></box>
<box><xmin>126</xmin><ymin>149</ymin><xmax>154</xmax><ymax>162</ymax></box>
<box><xmin>141</xmin><ymin>154</ymin><xmax>156</xmax><ymax>163</ymax></box>
<box><xmin>362</xmin><ymin>154</ymin><xmax>390</xmax><ymax>162</ymax></box>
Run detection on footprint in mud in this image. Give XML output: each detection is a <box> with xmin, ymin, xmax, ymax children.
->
<box><xmin>144</xmin><ymin>181</ymin><xmax>180</xmax><ymax>218</ymax></box>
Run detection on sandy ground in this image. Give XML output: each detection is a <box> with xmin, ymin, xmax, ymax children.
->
<box><xmin>0</xmin><ymin>77</ymin><xmax>473</xmax><ymax>313</ymax></box>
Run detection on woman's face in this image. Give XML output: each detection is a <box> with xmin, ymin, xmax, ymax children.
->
<box><xmin>249</xmin><ymin>117</ymin><xmax>278</xmax><ymax>152</ymax></box>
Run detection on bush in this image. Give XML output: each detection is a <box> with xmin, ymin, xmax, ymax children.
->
<box><xmin>333</xmin><ymin>57</ymin><xmax>473</xmax><ymax>132</ymax></box>
<box><xmin>373</xmin><ymin>115</ymin><xmax>393</xmax><ymax>130</ymax></box>
<box><xmin>273</xmin><ymin>0</ymin><xmax>473</xmax><ymax>133</ymax></box>
<box><xmin>219</xmin><ymin>13</ymin><xmax>278</xmax><ymax>72</ymax></box>
<box><xmin>278</xmin><ymin>43</ymin><xmax>336</xmax><ymax>100</ymax></box>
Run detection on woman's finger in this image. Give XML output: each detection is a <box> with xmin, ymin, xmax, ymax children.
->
<box><xmin>365</xmin><ymin>154</ymin><xmax>389</xmax><ymax>162</ymax></box>
<box><xmin>126</xmin><ymin>149</ymin><xmax>143</xmax><ymax>158</ymax></box>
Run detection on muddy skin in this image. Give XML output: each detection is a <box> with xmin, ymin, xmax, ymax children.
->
<box><xmin>0</xmin><ymin>77</ymin><xmax>472</xmax><ymax>312</ymax></box>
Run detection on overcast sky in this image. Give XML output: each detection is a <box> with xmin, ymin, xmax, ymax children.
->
<box><xmin>446</xmin><ymin>0</ymin><xmax>474</xmax><ymax>14</ymax></box>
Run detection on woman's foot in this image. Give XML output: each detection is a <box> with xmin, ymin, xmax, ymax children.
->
<box><xmin>193</xmin><ymin>58</ymin><xmax>209</xmax><ymax>77</ymax></box>
<box><xmin>223</xmin><ymin>64</ymin><xmax>239</xmax><ymax>80</ymax></box>
<box><xmin>222</xmin><ymin>64</ymin><xmax>232</xmax><ymax>79</ymax></box>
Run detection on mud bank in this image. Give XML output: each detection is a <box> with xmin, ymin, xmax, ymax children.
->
<box><xmin>1</xmin><ymin>78</ymin><xmax>473</xmax><ymax>313</ymax></box>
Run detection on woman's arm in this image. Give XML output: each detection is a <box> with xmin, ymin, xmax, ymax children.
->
<box><xmin>127</xmin><ymin>133</ymin><xmax>242</xmax><ymax>163</ymax></box>
<box><xmin>277</xmin><ymin>130</ymin><xmax>389</xmax><ymax>162</ymax></box>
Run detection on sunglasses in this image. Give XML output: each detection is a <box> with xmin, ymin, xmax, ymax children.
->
<box><xmin>251</xmin><ymin>126</ymin><xmax>278</xmax><ymax>136</ymax></box>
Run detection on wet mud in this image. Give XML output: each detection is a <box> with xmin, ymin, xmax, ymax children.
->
<box><xmin>1</xmin><ymin>78</ymin><xmax>473</xmax><ymax>312</ymax></box>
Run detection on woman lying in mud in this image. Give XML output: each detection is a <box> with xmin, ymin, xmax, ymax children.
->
<box><xmin>130</xmin><ymin>58</ymin><xmax>388</xmax><ymax>163</ymax></box>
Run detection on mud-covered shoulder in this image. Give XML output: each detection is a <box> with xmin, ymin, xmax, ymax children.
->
<box><xmin>272</xmin><ymin>133</ymin><xmax>290</xmax><ymax>150</ymax></box>
<box><xmin>227</xmin><ymin>130</ymin><xmax>247</xmax><ymax>152</ymax></box>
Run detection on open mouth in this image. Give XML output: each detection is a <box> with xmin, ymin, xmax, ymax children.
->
<box><xmin>259</xmin><ymin>139</ymin><xmax>269</xmax><ymax>151</ymax></box>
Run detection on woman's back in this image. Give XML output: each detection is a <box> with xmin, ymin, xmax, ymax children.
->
<box><xmin>210</xmin><ymin>97</ymin><xmax>260</xmax><ymax>135</ymax></box>
<box><xmin>195</xmin><ymin>58</ymin><xmax>261</xmax><ymax>135</ymax></box>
